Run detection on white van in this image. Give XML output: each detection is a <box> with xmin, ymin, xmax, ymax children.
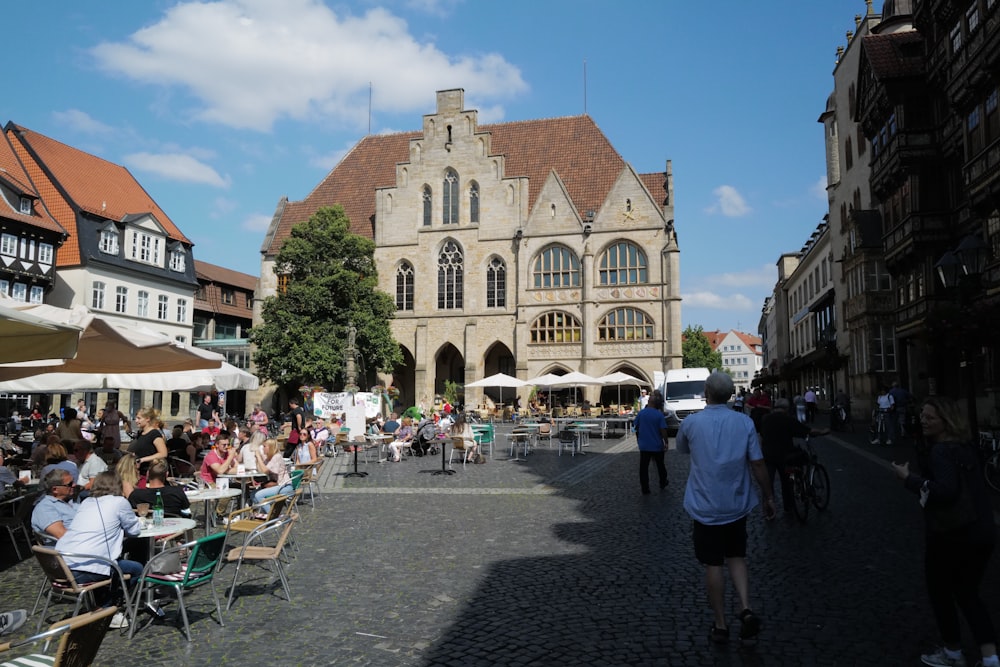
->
<box><xmin>656</xmin><ymin>367</ymin><xmax>711</xmax><ymax>427</ymax></box>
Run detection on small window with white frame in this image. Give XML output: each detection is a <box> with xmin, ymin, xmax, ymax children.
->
<box><xmin>157</xmin><ymin>295</ymin><xmax>168</xmax><ymax>320</ymax></box>
<box><xmin>29</xmin><ymin>286</ymin><xmax>43</xmax><ymax>304</ymax></box>
<box><xmin>177</xmin><ymin>298</ymin><xmax>187</xmax><ymax>323</ymax></box>
<box><xmin>169</xmin><ymin>247</ymin><xmax>185</xmax><ymax>272</ymax></box>
<box><xmin>92</xmin><ymin>281</ymin><xmax>106</xmax><ymax>310</ymax></box>
<box><xmin>129</xmin><ymin>229</ymin><xmax>163</xmax><ymax>266</ymax></box>
<box><xmin>0</xmin><ymin>234</ymin><xmax>16</xmax><ymax>256</ymax></box>
<box><xmin>11</xmin><ymin>283</ymin><xmax>26</xmax><ymax>302</ymax></box>
<box><xmin>99</xmin><ymin>227</ymin><xmax>119</xmax><ymax>255</ymax></box>
<box><xmin>19</xmin><ymin>197</ymin><xmax>31</xmax><ymax>215</ymax></box>
<box><xmin>115</xmin><ymin>286</ymin><xmax>128</xmax><ymax>314</ymax></box>
<box><xmin>38</xmin><ymin>243</ymin><xmax>54</xmax><ymax>265</ymax></box>
<box><xmin>0</xmin><ymin>280</ymin><xmax>7</xmax><ymax>296</ymax></box>
<box><xmin>137</xmin><ymin>290</ymin><xmax>149</xmax><ymax>318</ymax></box>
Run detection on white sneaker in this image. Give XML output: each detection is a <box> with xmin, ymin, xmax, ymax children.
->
<box><xmin>921</xmin><ymin>647</ymin><xmax>967</xmax><ymax>667</ymax></box>
<box><xmin>109</xmin><ymin>612</ymin><xmax>129</xmax><ymax>629</ymax></box>
<box><xmin>0</xmin><ymin>609</ymin><xmax>27</xmax><ymax>636</ymax></box>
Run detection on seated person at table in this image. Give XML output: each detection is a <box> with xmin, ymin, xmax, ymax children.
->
<box><xmin>389</xmin><ymin>417</ymin><xmax>414</xmax><ymax>462</ymax></box>
<box><xmin>128</xmin><ymin>460</ymin><xmax>190</xmax><ymax>517</ymax></box>
<box><xmin>308</xmin><ymin>419</ymin><xmax>329</xmax><ymax>458</ymax></box>
<box><xmin>201</xmin><ymin>431</ymin><xmax>239</xmax><ymax>518</ymax></box>
<box><xmin>292</xmin><ymin>422</ymin><xmax>320</xmax><ymax>466</ymax></box>
<box><xmin>165</xmin><ymin>425</ymin><xmax>189</xmax><ymax>459</ymax></box>
<box><xmin>40</xmin><ymin>442</ymin><xmax>79</xmax><ymax>485</ymax></box>
<box><xmin>187</xmin><ymin>431</ymin><xmax>206</xmax><ymax>466</ymax></box>
<box><xmin>0</xmin><ymin>451</ymin><xmax>23</xmax><ymax>495</ymax></box>
<box><xmin>55</xmin><ymin>471</ymin><xmax>141</xmax><ymax>629</ymax></box>
<box><xmin>241</xmin><ymin>431</ymin><xmax>265</xmax><ymax>473</ymax></box>
<box><xmin>96</xmin><ymin>435</ymin><xmax>123</xmax><ymax>468</ymax></box>
<box><xmin>73</xmin><ymin>440</ymin><xmax>108</xmax><ymax>492</ymax></box>
<box><xmin>115</xmin><ymin>452</ymin><xmax>144</xmax><ymax>498</ymax></box>
<box><xmin>449</xmin><ymin>414</ymin><xmax>479</xmax><ymax>463</ymax></box>
<box><xmin>31</xmin><ymin>469</ymin><xmax>78</xmax><ymax>541</ymax></box>
<box><xmin>253</xmin><ymin>439</ymin><xmax>293</xmax><ymax>513</ymax></box>
<box><xmin>382</xmin><ymin>412</ymin><xmax>400</xmax><ymax>436</ymax></box>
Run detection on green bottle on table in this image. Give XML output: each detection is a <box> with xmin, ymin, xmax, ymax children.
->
<box><xmin>153</xmin><ymin>490</ymin><xmax>164</xmax><ymax>526</ymax></box>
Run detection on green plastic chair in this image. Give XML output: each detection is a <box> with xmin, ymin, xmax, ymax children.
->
<box><xmin>128</xmin><ymin>531</ymin><xmax>228</xmax><ymax>642</ymax></box>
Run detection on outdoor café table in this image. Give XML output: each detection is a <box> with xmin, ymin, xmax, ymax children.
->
<box><xmin>432</xmin><ymin>434</ymin><xmax>455</xmax><ymax>475</ymax></box>
<box><xmin>184</xmin><ymin>486</ymin><xmax>241</xmax><ymax>534</ymax></box>
<box><xmin>136</xmin><ymin>516</ymin><xmax>197</xmax><ymax>551</ymax></box>
<box><xmin>345</xmin><ymin>438</ymin><xmax>370</xmax><ymax>478</ymax></box>
<box><xmin>567</xmin><ymin>424</ymin><xmax>599</xmax><ymax>454</ymax></box>
<box><xmin>507</xmin><ymin>431</ymin><xmax>531</xmax><ymax>462</ymax></box>
<box><xmin>218</xmin><ymin>471</ymin><xmax>268</xmax><ymax>507</ymax></box>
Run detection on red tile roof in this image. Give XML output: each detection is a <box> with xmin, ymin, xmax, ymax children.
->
<box><xmin>264</xmin><ymin>115</ymin><xmax>631</xmax><ymax>256</ymax></box>
<box><xmin>703</xmin><ymin>330</ymin><xmax>726</xmax><ymax>350</ymax></box>
<box><xmin>733</xmin><ymin>331</ymin><xmax>762</xmax><ymax>350</ymax></box>
<box><xmin>194</xmin><ymin>260</ymin><xmax>257</xmax><ymax>291</ymax></box>
<box><xmin>0</xmin><ymin>132</ymin><xmax>65</xmax><ymax>235</ymax></box>
<box><xmin>194</xmin><ymin>260</ymin><xmax>256</xmax><ymax>319</ymax></box>
<box><xmin>6</xmin><ymin>123</ymin><xmax>190</xmax><ymax>267</ymax></box>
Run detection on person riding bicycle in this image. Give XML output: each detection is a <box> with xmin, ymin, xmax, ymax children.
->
<box><xmin>760</xmin><ymin>398</ymin><xmax>830</xmax><ymax>516</ymax></box>
<box><xmin>871</xmin><ymin>386</ymin><xmax>896</xmax><ymax>446</ymax></box>
<box><xmin>832</xmin><ymin>389</ymin><xmax>851</xmax><ymax>431</ymax></box>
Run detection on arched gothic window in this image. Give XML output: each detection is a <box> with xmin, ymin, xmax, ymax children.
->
<box><xmin>422</xmin><ymin>186</ymin><xmax>432</xmax><ymax>226</ymax></box>
<box><xmin>532</xmin><ymin>246</ymin><xmax>580</xmax><ymax>288</ymax></box>
<box><xmin>597</xmin><ymin>308</ymin><xmax>654</xmax><ymax>341</ymax></box>
<box><xmin>443</xmin><ymin>169</ymin><xmax>458</xmax><ymax>225</ymax></box>
<box><xmin>437</xmin><ymin>241</ymin><xmax>463</xmax><ymax>309</ymax></box>
<box><xmin>530</xmin><ymin>311</ymin><xmax>582</xmax><ymax>344</ymax></box>
<box><xmin>486</xmin><ymin>256</ymin><xmax>506</xmax><ymax>308</ymax></box>
<box><xmin>395</xmin><ymin>262</ymin><xmax>414</xmax><ymax>311</ymax></box>
<box><xmin>469</xmin><ymin>182</ymin><xmax>480</xmax><ymax>223</ymax></box>
<box><xmin>598</xmin><ymin>241</ymin><xmax>648</xmax><ymax>285</ymax></box>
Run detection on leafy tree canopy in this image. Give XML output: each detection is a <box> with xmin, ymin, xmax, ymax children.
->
<box><xmin>250</xmin><ymin>206</ymin><xmax>402</xmax><ymax>390</ymax></box>
<box><xmin>681</xmin><ymin>325</ymin><xmax>723</xmax><ymax>370</ymax></box>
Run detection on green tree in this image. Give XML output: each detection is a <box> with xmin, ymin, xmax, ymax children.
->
<box><xmin>250</xmin><ymin>205</ymin><xmax>402</xmax><ymax>391</ymax></box>
<box><xmin>681</xmin><ymin>325</ymin><xmax>723</xmax><ymax>370</ymax></box>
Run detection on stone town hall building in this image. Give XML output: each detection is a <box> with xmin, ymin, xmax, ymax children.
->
<box><xmin>256</xmin><ymin>89</ymin><xmax>682</xmax><ymax>409</ymax></box>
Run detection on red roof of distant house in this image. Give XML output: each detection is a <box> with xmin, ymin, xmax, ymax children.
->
<box><xmin>0</xmin><ymin>132</ymin><xmax>65</xmax><ymax>235</ymax></box>
<box><xmin>5</xmin><ymin>123</ymin><xmax>190</xmax><ymax>267</ymax></box>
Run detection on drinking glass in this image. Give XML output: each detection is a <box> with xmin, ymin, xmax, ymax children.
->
<box><xmin>136</xmin><ymin>502</ymin><xmax>151</xmax><ymax>529</ymax></box>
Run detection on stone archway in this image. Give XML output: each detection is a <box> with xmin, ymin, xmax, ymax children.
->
<box><xmin>598</xmin><ymin>364</ymin><xmax>649</xmax><ymax>409</ymax></box>
<box><xmin>390</xmin><ymin>346</ymin><xmax>416</xmax><ymax>412</ymax></box>
<box><xmin>434</xmin><ymin>343</ymin><xmax>465</xmax><ymax>400</ymax></box>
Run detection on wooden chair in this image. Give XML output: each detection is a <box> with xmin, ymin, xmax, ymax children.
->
<box><xmin>128</xmin><ymin>532</ymin><xmax>228</xmax><ymax>642</ymax></box>
<box><xmin>222</xmin><ymin>494</ymin><xmax>289</xmax><ymax>547</ymax></box>
<box><xmin>31</xmin><ymin>547</ymin><xmax>133</xmax><ymax>633</ymax></box>
<box><xmin>0</xmin><ymin>606</ymin><xmax>117</xmax><ymax>667</ymax></box>
<box><xmin>222</xmin><ymin>515</ymin><xmax>297</xmax><ymax>610</ymax></box>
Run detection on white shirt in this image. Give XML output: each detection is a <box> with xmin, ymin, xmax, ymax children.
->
<box><xmin>639</xmin><ymin>394</ymin><xmax>649</xmax><ymax>410</ymax></box>
<box><xmin>56</xmin><ymin>495</ymin><xmax>139</xmax><ymax>575</ymax></box>
<box><xmin>876</xmin><ymin>393</ymin><xmax>895</xmax><ymax>411</ymax></box>
<box><xmin>76</xmin><ymin>453</ymin><xmax>108</xmax><ymax>486</ymax></box>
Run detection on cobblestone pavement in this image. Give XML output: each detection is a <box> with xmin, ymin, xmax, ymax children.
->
<box><xmin>1</xmin><ymin>420</ymin><xmax>998</xmax><ymax>666</ymax></box>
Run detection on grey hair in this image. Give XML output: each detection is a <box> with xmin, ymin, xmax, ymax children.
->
<box><xmin>704</xmin><ymin>371</ymin><xmax>735</xmax><ymax>404</ymax></box>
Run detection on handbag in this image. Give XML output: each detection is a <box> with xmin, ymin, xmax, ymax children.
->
<box><xmin>924</xmin><ymin>444</ymin><xmax>978</xmax><ymax>532</ymax></box>
<box><xmin>148</xmin><ymin>550</ymin><xmax>183</xmax><ymax>575</ymax></box>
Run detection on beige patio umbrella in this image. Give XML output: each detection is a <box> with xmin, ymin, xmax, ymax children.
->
<box><xmin>0</xmin><ymin>301</ymin><xmax>81</xmax><ymax>363</ymax></box>
<box><xmin>466</xmin><ymin>372</ymin><xmax>529</xmax><ymax>410</ymax></box>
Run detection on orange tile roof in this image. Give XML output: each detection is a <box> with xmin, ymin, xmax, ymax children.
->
<box><xmin>703</xmin><ymin>330</ymin><xmax>726</xmax><ymax>350</ymax></box>
<box><xmin>265</xmin><ymin>115</ymin><xmax>630</xmax><ymax>256</ymax></box>
<box><xmin>6</xmin><ymin>123</ymin><xmax>190</xmax><ymax>267</ymax></box>
<box><xmin>733</xmin><ymin>330</ymin><xmax>762</xmax><ymax>350</ymax></box>
<box><xmin>0</xmin><ymin>132</ymin><xmax>65</xmax><ymax>235</ymax></box>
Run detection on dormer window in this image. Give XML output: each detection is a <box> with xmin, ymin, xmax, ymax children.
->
<box><xmin>99</xmin><ymin>227</ymin><xmax>119</xmax><ymax>255</ymax></box>
<box><xmin>129</xmin><ymin>229</ymin><xmax>162</xmax><ymax>266</ymax></box>
<box><xmin>169</xmin><ymin>247</ymin><xmax>186</xmax><ymax>272</ymax></box>
<box><xmin>19</xmin><ymin>197</ymin><xmax>31</xmax><ymax>215</ymax></box>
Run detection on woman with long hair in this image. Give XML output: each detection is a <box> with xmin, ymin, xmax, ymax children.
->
<box><xmin>128</xmin><ymin>407</ymin><xmax>168</xmax><ymax>474</ymax></box>
<box><xmin>41</xmin><ymin>441</ymin><xmax>79</xmax><ymax>485</ymax></box>
<box><xmin>253</xmin><ymin>438</ymin><xmax>292</xmax><ymax>512</ymax></box>
<box><xmin>449</xmin><ymin>413</ymin><xmax>478</xmax><ymax>463</ymax></box>
<box><xmin>115</xmin><ymin>452</ymin><xmax>142</xmax><ymax>498</ymax></box>
<box><xmin>892</xmin><ymin>396</ymin><xmax>997</xmax><ymax>667</ymax></box>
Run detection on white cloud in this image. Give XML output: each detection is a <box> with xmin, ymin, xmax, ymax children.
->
<box><xmin>705</xmin><ymin>185</ymin><xmax>751</xmax><ymax>217</ymax></box>
<box><xmin>210</xmin><ymin>196</ymin><xmax>238</xmax><ymax>219</ymax></box>
<box><xmin>682</xmin><ymin>291</ymin><xmax>755</xmax><ymax>310</ymax></box>
<box><xmin>809</xmin><ymin>175</ymin><xmax>827</xmax><ymax>200</ymax></box>
<box><xmin>52</xmin><ymin>109</ymin><xmax>113</xmax><ymax>135</ymax></box>
<box><xmin>90</xmin><ymin>0</ymin><xmax>526</xmax><ymax>131</ymax></box>
<box><xmin>124</xmin><ymin>152</ymin><xmax>230</xmax><ymax>188</ymax></box>
<box><xmin>404</xmin><ymin>0</ymin><xmax>461</xmax><ymax>17</ymax></box>
<box><xmin>241</xmin><ymin>212</ymin><xmax>274</xmax><ymax>231</ymax></box>
<box><xmin>703</xmin><ymin>263</ymin><xmax>775</xmax><ymax>289</ymax></box>
<box><xmin>306</xmin><ymin>140</ymin><xmax>354</xmax><ymax>171</ymax></box>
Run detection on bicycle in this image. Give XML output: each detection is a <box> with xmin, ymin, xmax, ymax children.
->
<box><xmin>830</xmin><ymin>403</ymin><xmax>853</xmax><ymax>432</ymax></box>
<box><xmin>980</xmin><ymin>430</ymin><xmax>1000</xmax><ymax>494</ymax></box>
<box><xmin>784</xmin><ymin>436</ymin><xmax>831</xmax><ymax>523</ymax></box>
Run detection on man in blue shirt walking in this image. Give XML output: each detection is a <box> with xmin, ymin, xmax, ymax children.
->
<box><xmin>633</xmin><ymin>389</ymin><xmax>669</xmax><ymax>494</ymax></box>
<box><xmin>676</xmin><ymin>371</ymin><xmax>775</xmax><ymax>645</ymax></box>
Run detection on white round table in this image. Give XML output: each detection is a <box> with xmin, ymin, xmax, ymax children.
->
<box><xmin>185</xmin><ymin>487</ymin><xmax>241</xmax><ymax>534</ymax></box>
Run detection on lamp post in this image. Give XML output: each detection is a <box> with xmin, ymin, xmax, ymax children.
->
<box><xmin>934</xmin><ymin>234</ymin><xmax>988</xmax><ymax>442</ymax></box>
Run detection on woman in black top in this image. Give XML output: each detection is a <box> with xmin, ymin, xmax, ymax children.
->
<box><xmin>128</xmin><ymin>407</ymin><xmax>168</xmax><ymax>474</ymax></box>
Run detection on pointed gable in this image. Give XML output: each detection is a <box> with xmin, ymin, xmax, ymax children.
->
<box><xmin>264</xmin><ymin>113</ymin><xmax>628</xmax><ymax>257</ymax></box>
<box><xmin>0</xmin><ymin>132</ymin><xmax>64</xmax><ymax>235</ymax></box>
<box><xmin>5</xmin><ymin>123</ymin><xmax>190</xmax><ymax>267</ymax></box>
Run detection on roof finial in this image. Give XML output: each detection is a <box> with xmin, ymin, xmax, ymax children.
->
<box><xmin>846</xmin><ymin>30</ymin><xmax>854</xmax><ymax>42</ymax></box>
<box><xmin>865</xmin><ymin>0</ymin><xmax>874</xmax><ymax>15</ymax></box>
<box><xmin>836</xmin><ymin>45</ymin><xmax>845</xmax><ymax>64</ymax></box>
<box><xmin>855</xmin><ymin>14</ymin><xmax>862</xmax><ymax>29</ymax></box>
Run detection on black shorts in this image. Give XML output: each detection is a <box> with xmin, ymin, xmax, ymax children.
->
<box><xmin>692</xmin><ymin>517</ymin><xmax>748</xmax><ymax>566</ymax></box>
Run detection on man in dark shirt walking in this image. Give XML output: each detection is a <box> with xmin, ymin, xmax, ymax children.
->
<box><xmin>633</xmin><ymin>389</ymin><xmax>669</xmax><ymax>495</ymax></box>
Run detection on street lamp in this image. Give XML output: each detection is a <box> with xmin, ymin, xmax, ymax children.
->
<box><xmin>935</xmin><ymin>234</ymin><xmax>988</xmax><ymax>441</ymax></box>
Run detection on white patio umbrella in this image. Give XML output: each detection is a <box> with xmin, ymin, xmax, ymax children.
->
<box><xmin>465</xmin><ymin>372</ymin><xmax>529</xmax><ymax>409</ymax></box>
<box><xmin>526</xmin><ymin>372</ymin><xmax>568</xmax><ymax>409</ymax></box>
<box><xmin>0</xmin><ymin>301</ymin><xmax>81</xmax><ymax>363</ymax></box>
<box><xmin>552</xmin><ymin>371</ymin><xmax>604</xmax><ymax>405</ymax></box>
<box><xmin>596</xmin><ymin>371</ymin><xmax>649</xmax><ymax>409</ymax></box>
<box><xmin>107</xmin><ymin>362</ymin><xmax>259</xmax><ymax>392</ymax></box>
<box><xmin>0</xmin><ymin>303</ymin><xmax>222</xmax><ymax>381</ymax></box>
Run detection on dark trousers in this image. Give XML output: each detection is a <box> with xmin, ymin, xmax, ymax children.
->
<box><xmin>925</xmin><ymin>538</ymin><xmax>996</xmax><ymax>646</ymax></box>
<box><xmin>765</xmin><ymin>458</ymin><xmax>795</xmax><ymax>512</ymax></box>
<box><xmin>639</xmin><ymin>450</ymin><xmax>667</xmax><ymax>492</ymax></box>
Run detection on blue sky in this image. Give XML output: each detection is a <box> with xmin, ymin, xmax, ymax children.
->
<box><xmin>5</xmin><ymin>0</ymin><xmax>876</xmax><ymax>335</ymax></box>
